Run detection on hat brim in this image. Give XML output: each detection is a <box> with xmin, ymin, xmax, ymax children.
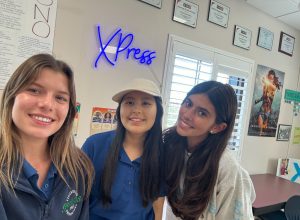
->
<box><xmin>112</xmin><ymin>89</ymin><xmax>159</xmax><ymax>103</ymax></box>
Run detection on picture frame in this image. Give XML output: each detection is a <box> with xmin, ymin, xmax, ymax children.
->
<box><xmin>233</xmin><ymin>25</ymin><xmax>252</xmax><ymax>50</ymax></box>
<box><xmin>207</xmin><ymin>0</ymin><xmax>230</xmax><ymax>28</ymax></box>
<box><xmin>277</xmin><ymin>124</ymin><xmax>292</xmax><ymax>141</ymax></box>
<box><xmin>173</xmin><ymin>0</ymin><xmax>199</xmax><ymax>28</ymax></box>
<box><xmin>138</xmin><ymin>0</ymin><xmax>162</xmax><ymax>9</ymax></box>
<box><xmin>257</xmin><ymin>27</ymin><xmax>274</xmax><ymax>51</ymax></box>
<box><xmin>278</xmin><ymin>31</ymin><xmax>295</xmax><ymax>56</ymax></box>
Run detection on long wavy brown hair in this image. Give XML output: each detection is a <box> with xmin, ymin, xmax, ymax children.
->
<box><xmin>0</xmin><ymin>53</ymin><xmax>94</xmax><ymax>198</ymax></box>
<box><xmin>163</xmin><ymin>81</ymin><xmax>237</xmax><ymax>220</ymax></box>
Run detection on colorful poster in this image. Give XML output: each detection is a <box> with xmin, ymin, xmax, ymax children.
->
<box><xmin>293</xmin><ymin>127</ymin><xmax>300</xmax><ymax>144</ymax></box>
<box><xmin>90</xmin><ymin>107</ymin><xmax>117</xmax><ymax>135</ymax></box>
<box><xmin>248</xmin><ymin>65</ymin><xmax>284</xmax><ymax>137</ymax></box>
<box><xmin>73</xmin><ymin>102</ymin><xmax>81</xmax><ymax>136</ymax></box>
<box><xmin>0</xmin><ymin>0</ymin><xmax>57</xmax><ymax>89</ymax></box>
<box><xmin>276</xmin><ymin>158</ymin><xmax>300</xmax><ymax>184</ymax></box>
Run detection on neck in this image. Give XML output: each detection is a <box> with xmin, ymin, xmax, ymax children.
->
<box><xmin>21</xmin><ymin>137</ymin><xmax>50</xmax><ymax>163</ymax></box>
<box><xmin>123</xmin><ymin>132</ymin><xmax>146</xmax><ymax>160</ymax></box>
<box><xmin>187</xmin><ymin>135</ymin><xmax>206</xmax><ymax>152</ymax></box>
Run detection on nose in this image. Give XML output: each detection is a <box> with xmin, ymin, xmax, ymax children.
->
<box><xmin>132</xmin><ymin>103</ymin><xmax>142</xmax><ymax>114</ymax></box>
<box><xmin>38</xmin><ymin>94</ymin><xmax>54</xmax><ymax>111</ymax></box>
<box><xmin>181</xmin><ymin>107</ymin><xmax>193</xmax><ymax>121</ymax></box>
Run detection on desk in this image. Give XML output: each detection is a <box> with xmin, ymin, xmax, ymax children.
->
<box><xmin>251</xmin><ymin>174</ymin><xmax>300</xmax><ymax>216</ymax></box>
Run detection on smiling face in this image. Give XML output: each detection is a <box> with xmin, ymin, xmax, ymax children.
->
<box><xmin>176</xmin><ymin>94</ymin><xmax>226</xmax><ymax>148</ymax></box>
<box><xmin>12</xmin><ymin>68</ymin><xmax>70</xmax><ymax>143</ymax></box>
<box><xmin>120</xmin><ymin>91</ymin><xmax>157</xmax><ymax>137</ymax></box>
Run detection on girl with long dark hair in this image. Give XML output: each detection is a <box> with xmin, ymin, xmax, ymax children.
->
<box><xmin>83</xmin><ymin>78</ymin><xmax>164</xmax><ymax>219</ymax></box>
<box><xmin>163</xmin><ymin>81</ymin><xmax>255</xmax><ymax>220</ymax></box>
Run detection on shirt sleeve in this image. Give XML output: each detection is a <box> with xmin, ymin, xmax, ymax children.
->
<box><xmin>213</xmin><ymin>166</ymin><xmax>256</xmax><ymax>220</ymax></box>
<box><xmin>0</xmin><ymin>199</ymin><xmax>8</xmax><ymax>220</ymax></box>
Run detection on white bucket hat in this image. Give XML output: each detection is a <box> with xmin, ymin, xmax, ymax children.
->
<box><xmin>112</xmin><ymin>78</ymin><xmax>161</xmax><ymax>103</ymax></box>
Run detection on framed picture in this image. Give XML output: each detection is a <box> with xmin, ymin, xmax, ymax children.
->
<box><xmin>257</xmin><ymin>27</ymin><xmax>274</xmax><ymax>50</ymax></box>
<box><xmin>278</xmin><ymin>32</ymin><xmax>295</xmax><ymax>56</ymax></box>
<box><xmin>139</xmin><ymin>0</ymin><xmax>162</xmax><ymax>8</ymax></box>
<box><xmin>207</xmin><ymin>0</ymin><xmax>230</xmax><ymax>28</ymax></box>
<box><xmin>233</xmin><ymin>25</ymin><xmax>252</xmax><ymax>50</ymax></box>
<box><xmin>277</xmin><ymin>124</ymin><xmax>292</xmax><ymax>141</ymax></box>
<box><xmin>173</xmin><ymin>0</ymin><xmax>199</xmax><ymax>28</ymax></box>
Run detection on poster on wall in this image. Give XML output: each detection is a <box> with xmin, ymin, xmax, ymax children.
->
<box><xmin>276</xmin><ymin>158</ymin><xmax>300</xmax><ymax>184</ymax></box>
<box><xmin>0</xmin><ymin>0</ymin><xmax>57</xmax><ymax>89</ymax></box>
<box><xmin>293</xmin><ymin>127</ymin><xmax>300</xmax><ymax>144</ymax></box>
<box><xmin>90</xmin><ymin>107</ymin><xmax>117</xmax><ymax>135</ymax></box>
<box><xmin>248</xmin><ymin>64</ymin><xmax>284</xmax><ymax>137</ymax></box>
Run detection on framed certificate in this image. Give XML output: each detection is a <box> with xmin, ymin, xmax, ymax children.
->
<box><xmin>207</xmin><ymin>0</ymin><xmax>230</xmax><ymax>28</ymax></box>
<box><xmin>173</xmin><ymin>0</ymin><xmax>199</xmax><ymax>28</ymax></box>
<box><xmin>257</xmin><ymin>27</ymin><xmax>274</xmax><ymax>50</ymax></box>
<box><xmin>278</xmin><ymin>31</ymin><xmax>295</xmax><ymax>56</ymax></box>
<box><xmin>139</xmin><ymin>0</ymin><xmax>162</xmax><ymax>8</ymax></box>
<box><xmin>233</xmin><ymin>25</ymin><xmax>252</xmax><ymax>50</ymax></box>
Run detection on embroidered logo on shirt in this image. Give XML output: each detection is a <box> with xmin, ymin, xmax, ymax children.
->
<box><xmin>62</xmin><ymin>190</ymin><xmax>82</xmax><ymax>216</ymax></box>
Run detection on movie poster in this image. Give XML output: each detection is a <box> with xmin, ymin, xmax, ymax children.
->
<box><xmin>90</xmin><ymin>107</ymin><xmax>117</xmax><ymax>135</ymax></box>
<box><xmin>248</xmin><ymin>64</ymin><xmax>285</xmax><ymax>137</ymax></box>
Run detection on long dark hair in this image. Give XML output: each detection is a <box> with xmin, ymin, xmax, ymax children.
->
<box><xmin>100</xmin><ymin>96</ymin><xmax>164</xmax><ymax>207</ymax></box>
<box><xmin>163</xmin><ymin>81</ymin><xmax>237</xmax><ymax>220</ymax></box>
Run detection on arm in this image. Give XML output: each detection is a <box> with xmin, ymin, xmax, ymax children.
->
<box><xmin>214</xmin><ymin>167</ymin><xmax>256</xmax><ymax>220</ymax></box>
<box><xmin>153</xmin><ymin>197</ymin><xmax>165</xmax><ymax>220</ymax></box>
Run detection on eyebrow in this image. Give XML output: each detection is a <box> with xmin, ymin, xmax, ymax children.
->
<box><xmin>187</xmin><ymin>98</ymin><xmax>211</xmax><ymax>115</ymax></box>
<box><xmin>30</xmin><ymin>82</ymin><xmax>70</xmax><ymax>96</ymax></box>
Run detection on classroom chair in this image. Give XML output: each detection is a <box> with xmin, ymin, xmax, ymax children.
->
<box><xmin>284</xmin><ymin>195</ymin><xmax>300</xmax><ymax>220</ymax></box>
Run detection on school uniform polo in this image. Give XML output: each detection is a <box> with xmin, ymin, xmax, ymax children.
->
<box><xmin>23</xmin><ymin>159</ymin><xmax>57</xmax><ymax>201</ymax></box>
<box><xmin>82</xmin><ymin>130</ymin><xmax>154</xmax><ymax>220</ymax></box>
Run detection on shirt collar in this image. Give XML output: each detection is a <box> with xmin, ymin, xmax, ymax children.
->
<box><xmin>23</xmin><ymin>159</ymin><xmax>57</xmax><ymax>179</ymax></box>
<box><xmin>119</xmin><ymin>147</ymin><xmax>142</xmax><ymax>165</ymax></box>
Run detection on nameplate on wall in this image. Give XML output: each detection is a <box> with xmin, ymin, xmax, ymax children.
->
<box><xmin>94</xmin><ymin>25</ymin><xmax>156</xmax><ymax>68</ymax></box>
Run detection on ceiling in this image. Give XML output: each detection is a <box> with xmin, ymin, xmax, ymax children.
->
<box><xmin>245</xmin><ymin>0</ymin><xmax>300</xmax><ymax>31</ymax></box>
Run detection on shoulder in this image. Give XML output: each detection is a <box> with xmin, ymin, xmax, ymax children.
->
<box><xmin>217</xmin><ymin>149</ymin><xmax>252</xmax><ymax>187</ymax></box>
<box><xmin>81</xmin><ymin>130</ymin><xmax>115</xmax><ymax>158</ymax></box>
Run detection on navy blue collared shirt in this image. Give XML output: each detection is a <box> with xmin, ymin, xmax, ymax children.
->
<box><xmin>22</xmin><ymin>159</ymin><xmax>57</xmax><ymax>201</ymax></box>
<box><xmin>82</xmin><ymin>131</ymin><xmax>154</xmax><ymax>220</ymax></box>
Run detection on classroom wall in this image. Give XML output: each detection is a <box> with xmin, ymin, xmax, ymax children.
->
<box><xmin>52</xmin><ymin>0</ymin><xmax>300</xmax><ymax>174</ymax></box>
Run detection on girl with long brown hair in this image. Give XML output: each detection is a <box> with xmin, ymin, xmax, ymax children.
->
<box><xmin>0</xmin><ymin>54</ymin><xmax>94</xmax><ymax>220</ymax></box>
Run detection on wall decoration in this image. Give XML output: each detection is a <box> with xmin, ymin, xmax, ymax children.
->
<box><xmin>248</xmin><ymin>64</ymin><xmax>285</xmax><ymax>137</ymax></box>
<box><xmin>90</xmin><ymin>107</ymin><xmax>117</xmax><ymax>135</ymax></box>
<box><xmin>0</xmin><ymin>0</ymin><xmax>57</xmax><ymax>89</ymax></box>
<box><xmin>173</xmin><ymin>0</ymin><xmax>199</xmax><ymax>28</ymax></box>
<box><xmin>257</xmin><ymin>27</ymin><xmax>274</xmax><ymax>50</ymax></box>
<box><xmin>292</xmin><ymin>127</ymin><xmax>300</xmax><ymax>144</ymax></box>
<box><xmin>73</xmin><ymin>102</ymin><xmax>81</xmax><ymax>136</ymax></box>
<box><xmin>233</xmin><ymin>25</ymin><xmax>252</xmax><ymax>50</ymax></box>
<box><xmin>278</xmin><ymin>31</ymin><xmax>295</xmax><ymax>56</ymax></box>
<box><xmin>284</xmin><ymin>89</ymin><xmax>300</xmax><ymax>116</ymax></box>
<box><xmin>277</xmin><ymin>124</ymin><xmax>292</xmax><ymax>141</ymax></box>
<box><xmin>207</xmin><ymin>0</ymin><xmax>230</xmax><ymax>28</ymax></box>
<box><xmin>276</xmin><ymin>158</ymin><xmax>300</xmax><ymax>183</ymax></box>
<box><xmin>94</xmin><ymin>25</ymin><xmax>156</xmax><ymax>68</ymax></box>
<box><xmin>139</xmin><ymin>0</ymin><xmax>162</xmax><ymax>8</ymax></box>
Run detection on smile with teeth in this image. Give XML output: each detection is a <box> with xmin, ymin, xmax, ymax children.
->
<box><xmin>31</xmin><ymin>114</ymin><xmax>53</xmax><ymax>123</ymax></box>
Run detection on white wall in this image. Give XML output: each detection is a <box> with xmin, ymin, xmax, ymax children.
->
<box><xmin>52</xmin><ymin>0</ymin><xmax>300</xmax><ymax>174</ymax></box>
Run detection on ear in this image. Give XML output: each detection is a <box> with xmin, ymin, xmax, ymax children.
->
<box><xmin>210</xmin><ymin>123</ymin><xmax>227</xmax><ymax>134</ymax></box>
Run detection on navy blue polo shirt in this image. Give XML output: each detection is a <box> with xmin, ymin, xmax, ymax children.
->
<box><xmin>22</xmin><ymin>159</ymin><xmax>57</xmax><ymax>201</ymax></box>
<box><xmin>82</xmin><ymin>131</ymin><xmax>154</xmax><ymax>220</ymax></box>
